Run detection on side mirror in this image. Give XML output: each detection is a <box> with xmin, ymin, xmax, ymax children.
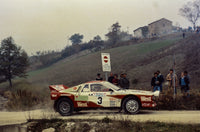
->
<box><xmin>109</xmin><ymin>89</ymin><xmax>114</xmax><ymax>92</ymax></box>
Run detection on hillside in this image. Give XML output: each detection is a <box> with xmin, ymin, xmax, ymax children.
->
<box><xmin>26</xmin><ymin>33</ymin><xmax>200</xmax><ymax>91</ymax></box>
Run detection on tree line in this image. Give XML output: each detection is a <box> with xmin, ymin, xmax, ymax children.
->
<box><xmin>30</xmin><ymin>22</ymin><xmax>132</xmax><ymax>69</ymax></box>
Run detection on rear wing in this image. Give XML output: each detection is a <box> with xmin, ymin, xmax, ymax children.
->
<box><xmin>49</xmin><ymin>85</ymin><xmax>69</xmax><ymax>92</ymax></box>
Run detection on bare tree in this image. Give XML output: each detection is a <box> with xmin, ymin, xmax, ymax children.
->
<box><xmin>179</xmin><ymin>0</ymin><xmax>200</xmax><ymax>30</ymax></box>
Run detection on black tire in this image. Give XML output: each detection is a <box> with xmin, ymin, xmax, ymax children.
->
<box><xmin>122</xmin><ymin>97</ymin><xmax>140</xmax><ymax>114</ymax></box>
<box><xmin>56</xmin><ymin>98</ymin><xmax>74</xmax><ymax>116</ymax></box>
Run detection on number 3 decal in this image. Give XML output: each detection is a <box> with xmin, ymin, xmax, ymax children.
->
<box><xmin>97</xmin><ymin>97</ymin><xmax>102</xmax><ymax>104</ymax></box>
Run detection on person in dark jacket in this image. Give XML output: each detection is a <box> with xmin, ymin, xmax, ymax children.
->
<box><xmin>122</xmin><ymin>73</ymin><xmax>130</xmax><ymax>89</ymax></box>
<box><xmin>108</xmin><ymin>72</ymin><xmax>114</xmax><ymax>83</ymax></box>
<box><xmin>184</xmin><ymin>71</ymin><xmax>190</xmax><ymax>97</ymax></box>
<box><xmin>151</xmin><ymin>72</ymin><xmax>161</xmax><ymax>92</ymax></box>
<box><xmin>157</xmin><ymin>70</ymin><xmax>164</xmax><ymax>92</ymax></box>
<box><xmin>96</xmin><ymin>73</ymin><xmax>103</xmax><ymax>81</ymax></box>
<box><xmin>179</xmin><ymin>71</ymin><xmax>190</xmax><ymax>97</ymax></box>
<box><xmin>119</xmin><ymin>73</ymin><xmax>124</xmax><ymax>88</ymax></box>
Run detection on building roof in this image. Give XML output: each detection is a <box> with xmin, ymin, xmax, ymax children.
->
<box><xmin>148</xmin><ymin>18</ymin><xmax>172</xmax><ymax>26</ymax></box>
<box><xmin>134</xmin><ymin>26</ymin><xmax>148</xmax><ymax>32</ymax></box>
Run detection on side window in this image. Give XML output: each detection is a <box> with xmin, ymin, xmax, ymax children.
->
<box><xmin>82</xmin><ymin>84</ymin><xmax>89</xmax><ymax>92</ymax></box>
<box><xmin>90</xmin><ymin>84</ymin><xmax>109</xmax><ymax>92</ymax></box>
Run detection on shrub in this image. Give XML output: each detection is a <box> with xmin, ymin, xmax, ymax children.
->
<box><xmin>5</xmin><ymin>89</ymin><xmax>42</xmax><ymax>111</ymax></box>
<box><xmin>157</xmin><ymin>88</ymin><xmax>200</xmax><ymax>110</ymax></box>
<box><xmin>2</xmin><ymin>80</ymin><xmax>48</xmax><ymax>111</ymax></box>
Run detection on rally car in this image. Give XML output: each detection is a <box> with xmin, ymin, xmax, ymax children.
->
<box><xmin>49</xmin><ymin>81</ymin><xmax>160</xmax><ymax>116</ymax></box>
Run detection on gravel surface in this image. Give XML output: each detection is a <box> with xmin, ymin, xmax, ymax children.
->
<box><xmin>0</xmin><ymin>109</ymin><xmax>200</xmax><ymax>126</ymax></box>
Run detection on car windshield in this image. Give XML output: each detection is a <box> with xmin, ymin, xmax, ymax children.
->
<box><xmin>104</xmin><ymin>82</ymin><xmax>121</xmax><ymax>91</ymax></box>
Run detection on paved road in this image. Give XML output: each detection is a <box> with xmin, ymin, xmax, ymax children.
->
<box><xmin>0</xmin><ymin>109</ymin><xmax>200</xmax><ymax>126</ymax></box>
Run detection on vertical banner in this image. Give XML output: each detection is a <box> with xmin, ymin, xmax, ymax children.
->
<box><xmin>101</xmin><ymin>53</ymin><xmax>111</xmax><ymax>72</ymax></box>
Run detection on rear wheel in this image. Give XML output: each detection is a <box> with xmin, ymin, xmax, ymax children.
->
<box><xmin>56</xmin><ymin>98</ymin><xmax>73</xmax><ymax>116</ymax></box>
<box><xmin>123</xmin><ymin>97</ymin><xmax>140</xmax><ymax>114</ymax></box>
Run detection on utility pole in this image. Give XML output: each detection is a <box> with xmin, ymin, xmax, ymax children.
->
<box><xmin>173</xmin><ymin>54</ymin><xmax>176</xmax><ymax>100</ymax></box>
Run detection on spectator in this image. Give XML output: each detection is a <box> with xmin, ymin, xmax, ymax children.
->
<box><xmin>112</xmin><ymin>74</ymin><xmax>119</xmax><ymax>86</ymax></box>
<box><xmin>184</xmin><ymin>71</ymin><xmax>190</xmax><ymax>97</ymax></box>
<box><xmin>157</xmin><ymin>70</ymin><xmax>164</xmax><ymax>92</ymax></box>
<box><xmin>122</xmin><ymin>73</ymin><xmax>130</xmax><ymax>89</ymax></box>
<box><xmin>119</xmin><ymin>73</ymin><xmax>124</xmax><ymax>88</ymax></box>
<box><xmin>183</xmin><ymin>32</ymin><xmax>185</xmax><ymax>38</ymax></box>
<box><xmin>179</xmin><ymin>72</ymin><xmax>189</xmax><ymax>97</ymax></box>
<box><xmin>96</xmin><ymin>73</ymin><xmax>103</xmax><ymax>81</ymax></box>
<box><xmin>166</xmin><ymin>69</ymin><xmax>178</xmax><ymax>94</ymax></box>
<box><xmin>151</xmin><ymin>72</ymin><xmax>161</xmax><ymax>92</ymax></box>
<box><xmin>108</xmin><ymin>72</ymin><xmax>114</xmax><ymax>83</ymax></box>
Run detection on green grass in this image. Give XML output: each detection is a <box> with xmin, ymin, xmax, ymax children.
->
<box><xmin>104</xmin><ymin>39</ymin><xmax>177</xmax><ymax>55</ymax></box>
<box><xmin>136</xmin><ymin>39</ymin><xmax>177</xmax><ymax>54</ymax></box>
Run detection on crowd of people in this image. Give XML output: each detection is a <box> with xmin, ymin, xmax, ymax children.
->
<box><xmin>96</xmin><ymin>73</ymin><xmax>130</xmax><ymax>89</ymax></box>
<box><xmin>151</xmin><ymin>69</ymin><xmax>190</xmax><ymax>97</ymax></box>
<box><xmin>96</xmin><ymin>69</ymin><xmax>190</xmax><ymax>97</ymax></box>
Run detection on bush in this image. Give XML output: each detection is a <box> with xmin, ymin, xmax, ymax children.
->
<box><xmin>2</xmin><ymin>81</ymin><xmax>48</xmax><ymax>111</ymax></box>
<box><xmin>157</xmin><ymin>88</ymin><xmax>200</xmax><ymax>110</ymax></box>
<box><xmin>5</xmin><ymin>89</ymin><xmax>41</xmax><ymax>111</ymax></box>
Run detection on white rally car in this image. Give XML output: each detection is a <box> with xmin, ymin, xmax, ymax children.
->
<box><xmin>49</xmin><ymin>81</ymin><xmax>159</xmax><ymax>116</ymax></box>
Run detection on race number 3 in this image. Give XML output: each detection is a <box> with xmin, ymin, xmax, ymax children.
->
<box><xmin>97</xmin><ymin>97</ymin><xmax>102</xmax><ymax>104</ymax></box>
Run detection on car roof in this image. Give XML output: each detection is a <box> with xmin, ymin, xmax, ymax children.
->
<box><xmin>86</xmin><ymin>80</ymin><xmax>105</xmax><ymax>84</ymax></box>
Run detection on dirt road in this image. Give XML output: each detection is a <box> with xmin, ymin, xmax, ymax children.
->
<box><xmin>0</xmin><ymin>109</ymin><xmax>199</xmax><ymax>126</ymax></box>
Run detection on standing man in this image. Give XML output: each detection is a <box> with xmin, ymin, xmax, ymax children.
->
<box><xmin>119</xmin><ymin>73</ymin><xmax>124</xmax><ymax>88</ymax></box>
<box><xmin>184</xmin><ymin>71</ymin><xmax>190</xmax><ymax>97</ymax></box>
<box><xmin>166</xmin><ymin>69</ymin><xmax>178</xmax><ymax>94</ymax></box>
<box><xmin>182</xmin><ymin>32</ymin><xmax>185</xmax><ymax>38</ymax></box>
<box><xmin>96</xmin><ymin>73</ymin><xmax>103</xmax><ymax>81</ymax></box>
<box><xmin>108</xmin><ymin>72</ymin><xmax>114</xmax><ymax>83</ymax></box>
<box><xmin>179</xmin><ymin>72</ymin><xmax>188</xmax><ymax>97</ymax></box>
<box><xmin>157</xmin><ymin>70</ymin><xmax>164</xmax><ymax>92</ymax></box>
<box><xmin>122</xmin><ymin>73</ymin><xmax>130</xmax><ymax>89</ymax></box>
<box><xmin>151</xmin><ymin>72</ymin><xmax>161</xmax><ymax>92</ymax></box>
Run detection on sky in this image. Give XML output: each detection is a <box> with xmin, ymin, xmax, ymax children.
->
<box><xmin>0</xmin><ymin>0</ymin><xmax>193</xmax><ymax>55</ymax></box>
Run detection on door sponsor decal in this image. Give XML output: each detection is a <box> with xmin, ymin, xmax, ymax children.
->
<box><xmin>93</xmin><ymin>93</ymin><xmax>106</xmax><ymax>97</ymax></box>
<box><xmin>109</xmin><ymin>98</ymin><xmax>116</xmax><ymax>107</ymax></box>
<box><xmin>110</xmin><ymin>101</ymin><xmax>116</xmax><ymax>107</ymax></box>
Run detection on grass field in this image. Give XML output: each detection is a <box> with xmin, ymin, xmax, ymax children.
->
<box><xmin>26</xmin><ymin>37</ymin><xmax>180</xmax><ymax>88</ymax></box>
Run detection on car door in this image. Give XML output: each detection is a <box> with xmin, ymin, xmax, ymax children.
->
<box><xmin>88</xmin><ymin>83</ymin><xmax>112</xmax><ymax>107</ymax></box>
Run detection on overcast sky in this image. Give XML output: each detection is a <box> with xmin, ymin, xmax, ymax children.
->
<box><xmin>0</xmin><ymin>0</ymin><xmax>193</xmax><ymax>55</ymax></box>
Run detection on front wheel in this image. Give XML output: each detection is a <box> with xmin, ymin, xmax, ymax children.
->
<box><xmin>123</xmin><ymin>97</ymin><xmax>140</xmax><ymax>114</ymax></box>
<box><xmin>56</xmin><ymin>98</ymin><xmax>74</xmax><ymax>116</ymax></box>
